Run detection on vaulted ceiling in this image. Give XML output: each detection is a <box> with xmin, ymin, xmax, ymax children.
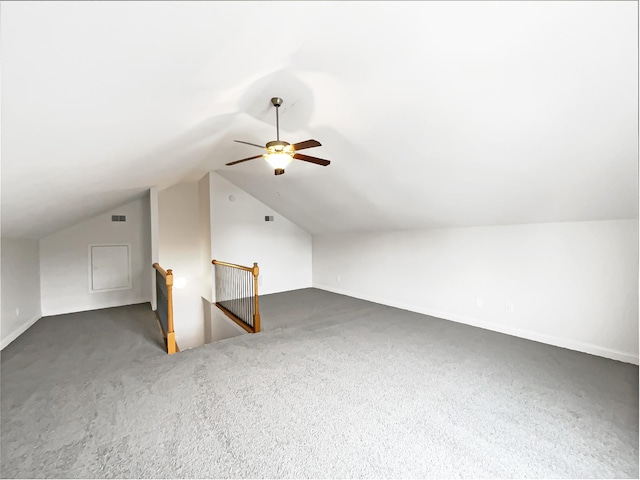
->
<box><xmin>2</xmin><ymin>1</ymin><xmax>637</xmax><ymax>239</ymax></box>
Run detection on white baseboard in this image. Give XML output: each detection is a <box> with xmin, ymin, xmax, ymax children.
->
<box><xmin>41</xmin><ymin>297</ymin><xmax>152</xmax><ymax>317</ymax></box>
<box><xmin>314</xmin><ymin>284</ymin><xmax>639</xmax><ymax>365</ymax></box>
<box><xmin>259</xmin><ymin>283</ymin><xmax>314</xmax><ymax>296</ymax></box>
<box><xmin>1</xmin><ymin>314</ymin><xmax>42</xmax><ymax>350</ymax></box>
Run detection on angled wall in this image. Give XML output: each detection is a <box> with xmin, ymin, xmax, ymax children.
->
<box><xmin>313</xmin><ymin>219</ymin><xmax>639</xmax><ymax>364</ymax></box>
<box><xmin>1</xmin><ymin>238</ymin><xmax>42</xmax><ymax>349</ymax></box>
<box><xmin>40</xmin><ymin>196</ymin><xmax>152</xmax><ymax>316</ymax></box>
<box><xmin>210</xmin><ymin>172</ymin><xmax>312</xmax><ymax>295</ymax></box>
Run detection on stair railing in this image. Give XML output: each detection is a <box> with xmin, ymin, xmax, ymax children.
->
<box><xmin>212</xmin><ymin>259</ymin><xmax>261</xmax><ymax>333</ymax></box>
<box><xmin>153</xmin><ymin>263</ymin><xmax>177</xmax><ymax>354</ymax></box>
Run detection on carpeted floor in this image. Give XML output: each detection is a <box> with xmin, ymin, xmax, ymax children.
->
<box><xmin>1</xmin><ymin>288</ymin><xmax>638</xmax><ymax>478</ymax></box>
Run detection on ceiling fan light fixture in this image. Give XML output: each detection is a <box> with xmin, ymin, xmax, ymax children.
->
<box><xmin>227</xmin><ymin>97</ymin><xmax>330</xmax><ymax>173</ymax></box>
<box><xmin>264</xmin><ymin>152</ymin><xmax>293</xmax><ymax>171</ymax></box>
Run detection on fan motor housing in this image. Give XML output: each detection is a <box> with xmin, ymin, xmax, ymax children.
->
<box><xmin>266</xmin><ymin>140</ymin><xmax>290</xmax><ymax>149</ymax></box>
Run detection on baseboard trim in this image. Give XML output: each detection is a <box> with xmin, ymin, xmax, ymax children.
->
<box><xmin>41</xmin><ymin>298</ymin><xmax>152</xmax><ymax>317</ymax></box>
<box><xmin>1</xmin><ymin>314</ymin><xmax>42</xmax><ymax>350</ymax></box>
<box><xmin>313</xmin><ymin>284</ymin><xmax>639</xmax><ymax>365</ymax></box>
<box><xmin>259</xmin><ymin>284</ymin><xmax>314</xmax><ymax>296</ymax></box>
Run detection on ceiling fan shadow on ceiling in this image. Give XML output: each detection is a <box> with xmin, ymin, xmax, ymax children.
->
<box><xmin>226</xmin><ymin>97</ymin><xmax>330</xmax><ymax>175</ymax></box>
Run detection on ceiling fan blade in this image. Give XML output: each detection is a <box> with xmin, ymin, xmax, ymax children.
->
<box><xmin>293</xmin><ymin>153</ymin><xmax>330</xmax><ymax>166</ymax></box>
<box><xmin>291</xmin><ymin>139</ymin><xmax>322</xmax><ymax>151</ymax></box>
<box><xmin>234</xmin><ymin>140</ymin><xmax>265</xmax><ymax>149</ymax></box>
<box><xmin>226</xmin><ymin>154</ymin><xmax>264</xmax><ymax>166</ymax></box>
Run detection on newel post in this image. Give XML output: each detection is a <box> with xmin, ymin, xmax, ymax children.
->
<box><xmin>166</xmin><ymin>269</ymin><xmax>176</xmax><ymax>354</ymax></box>
<box><xmin>252</xmin><ymin>262</ymin><xmax>261</xmax><ymax>333</ymax></box>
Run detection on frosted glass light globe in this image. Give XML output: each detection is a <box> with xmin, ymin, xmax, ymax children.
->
<box><xmin>265</xmin><ymin>153</ymin><xmax>293</xmax><ymax>170</ymax></box>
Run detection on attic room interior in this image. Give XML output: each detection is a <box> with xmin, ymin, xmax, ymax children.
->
<box><xmin>1</xmin><ymin>1</ymin><xmax>638</xmax><ymax>478</ymax></box>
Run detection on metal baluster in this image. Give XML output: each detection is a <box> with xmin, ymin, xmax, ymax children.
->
<box><xmin>246</xmin><ymin>272</ymin><xmax>250</xmax><ymax>328</ymax></box>
<box><xmin>234</xmin><ymin>268</ymin><xmax>238</xmax><ymax>318</ymax></box>
<box><xmin>250</xmin><ymin>271</ymin><xmax>254</xmax><ymax>320</ymax></box>
<box><xmin>235</xmin><ymin>268</ymin><xmax>239</xmax><ymax>319</ymax></box>
<box><xmin>249</xmin><ymin>272</ymin><xmax>253</xmax><ymax>328</ymax></box>
<box><xmin>241</xmin><ymin>270</ymin><xmax>245</xmax><ymax>325</ymax></box>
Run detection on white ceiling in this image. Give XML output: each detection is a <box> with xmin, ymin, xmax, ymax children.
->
<box><xmin>2</xmin><ymin>1</ymin><xmax>637</xmax><ymax>239</ymax></box>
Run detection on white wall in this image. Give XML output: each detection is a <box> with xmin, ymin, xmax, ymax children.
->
<box><xmin>1</xmin><ymin>238</ymin><xmax>42</xmax><ymax>349</ymax></box>
<box><xmin>150</xmin><ymin>187</ymin><xmax>159</xmax><ymax>310</ymax></box>
<box><xmin>313</xmin><ymin>219</ymin><xmax>639</xmax><ymax>364</ymax></box>
<box><xmin>204</xmin><ymin>301</ymin><xmax>245</xmax><ymax>344</ymax></box>
<box><xmin>40</xmin><ymin>196</ymin><xmax>152</xmax><ymax>316</ymax></box>
<box><xmin>158</xmin><ymin>181</ymin><xmax>203</xmax><ymax>350</ymax></box>
<box><xmin>210</xmin><ymin>172</ymin><xmax>312</xmax><ymax>295</ymax></box>
<box><xmin>199</xmin><ymin>174</ymin><xmax>213</xmax><ymax>303</ymax></box>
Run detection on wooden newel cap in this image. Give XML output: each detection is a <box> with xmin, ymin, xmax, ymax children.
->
<box><xmin>166</xmin><ymin>269</ymin><xmax>173</xmax><ymax>275</ymax></box>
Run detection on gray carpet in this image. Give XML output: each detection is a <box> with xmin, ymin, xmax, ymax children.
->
<box><xmin>1</xmin><ymin>288</ymin><xmax>638</xmax><ymax>479</ymax></box>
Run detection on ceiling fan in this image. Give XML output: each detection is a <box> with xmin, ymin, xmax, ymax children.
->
<box><xmin>226</xmin><ymin>97</ymin><xmax>330</xmax><ymax>175</ymax></box>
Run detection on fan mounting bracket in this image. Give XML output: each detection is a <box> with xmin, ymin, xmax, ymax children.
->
<box><xmin>271</xmin><ymin>97</ymin><xmax>283</xmax><ymax>108</ymax></box>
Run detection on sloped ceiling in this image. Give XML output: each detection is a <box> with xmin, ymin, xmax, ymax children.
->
<box><xmin>2</xmin><ymin>1</ymin><xmax>637</xmax><ymax>239</ymax></box>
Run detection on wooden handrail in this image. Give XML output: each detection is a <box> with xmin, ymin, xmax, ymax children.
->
<box><xmin>212</xmin><ymin>259</ymin><xmax>261</xmax><ymax>333</ymax></box>
<box><xmin>153</xmin><ymin>262</ymin><xmax>171</xmax><ymax>279</ymax></box>
<box><xmin>153</xmin><ymin>262</ymin><xmax>176</xmax><ymax>354</ymax></box>
<box><xmin>212</xmin><ymin>259</ymin><xmax>254</xmax><ymax>272</ymax></box>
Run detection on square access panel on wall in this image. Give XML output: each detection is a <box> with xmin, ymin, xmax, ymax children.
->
<box><xmin>89</xmin><ymin>244</ymin><xmax>132</xmax><ymax>293</ymax></box>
